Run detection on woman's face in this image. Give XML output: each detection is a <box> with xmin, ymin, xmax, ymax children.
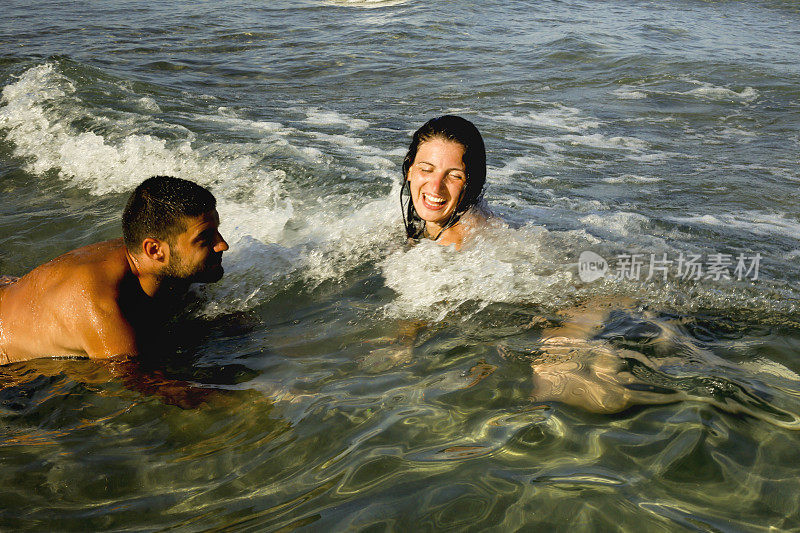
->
<box><xmin>407</xmin><ymin>137</ymin><xmax>467</xmax><ymax>229</ymax></box>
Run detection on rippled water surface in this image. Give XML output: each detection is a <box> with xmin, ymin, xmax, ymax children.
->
<box><xmin>2</xmin><ymin>0</ymin><xmax>800</xmax><ymax>530</ymax></box>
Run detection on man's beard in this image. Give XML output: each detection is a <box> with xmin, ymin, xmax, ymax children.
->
<box><xmin>163</xmin><ymin>251</ymin><xmax>224</xmax><ymax>284</ymax></box>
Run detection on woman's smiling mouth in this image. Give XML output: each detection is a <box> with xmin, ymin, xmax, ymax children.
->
<box><xmin>422</xmin><ymin>192</ymin><xmax>447</xmax><ymax>210</ymax></box>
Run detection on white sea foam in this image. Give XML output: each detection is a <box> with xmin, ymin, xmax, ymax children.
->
<box><xmin>378</xmin><ymin>213</ymin><xmax>762</xmax><ymax>321</ymax></box>
<box><xmin>381</xmin><ymin>223</ymin><xmax>581</xmax><ymax>319</ymax></box>
<box><xmin>379</xmin><ymin>207</ymin><xmax>798</xmax><ymax>321</ymax></box>
<box><xmin>202</xmin><ymin>187</ymin><xmax>401</xmax><ymax>315</ymax></box>
<box><xmin>550</xmin><ymin>196</ymin><xmax>609</xmax><ymax>214</ymax></box>
<box><xmin>490</xmin><ymin>156</ymin><xmax>551</xmax><ymax>184</ymax></box>
<box><xmin>718</xmin><ymin>127</ymin><xmax>756</xmax><ymax>140</ymax></box>
<box><xmin>613</xmin><ymin>87</ymin><xmax>648</xmax><ymax>100</ymax></box>
<box><xmin>0</xmin><ymin>65</ymin><xmax>285</xmax><ymax>205</ymax></box>
<box><xmin>514</xmin><ymin>130</ymin><xmax>648</xmax><ymax>157</ymax></box>
<box><xmin>137</xmin><ymin>97</ymin><xmax>161</xmax><ymax>113</ymax></box>
<box><xmin>672</xmin><ymin>212</ymin><xmax>800</xmax><ymax>240</ymax></box>
<box><xmin>308</xmin><ymin>130</ymin><xmax>396</xmax><ymax>169</ymax></box>
<box><xmin>625</xmin><ymin>152</ymin><xmax>678</xmax><ymax>163</ymax></box>
<box><xmin>602</xmin><ymin>174</ymin><xmax>663</xmax><ymax>184</ymax></box>
<box><xmin>561</xmin><ymin>133</ymin><xmax>648</xmax><ymax>152</ymax></box>
<box><xmin>303</xmin><ymin>107</ymin><xmax>369</xmax><ymax>130</ymax></box>
<box><xmin>203</xmin><ymin>110</ymin><xmax>295</xmax><ymax>135</ymax></box>
<box><xmin>493</xmin><ymin>105</ymin><xmax>600</xmax><ymax>133</ymax></box>
<box><xmin>327</xmin><ymin>0</ymin><xmax>411</xmax><ymax>6</ymax></box>
<box><xmin>681</xmin><ymin>80</ymin><xmax>758</xmax><ymax>103</ymax></box>
<box><xmin>579</xmin><ymin>211</ymin><xmax>651</xmax><ymax>239</ymax></box>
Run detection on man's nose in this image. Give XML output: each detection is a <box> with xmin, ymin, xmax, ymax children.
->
<box><xmin>214</xmin><ymin>233</ymin><xmax>229</xmax><ymax>253</ymax></box>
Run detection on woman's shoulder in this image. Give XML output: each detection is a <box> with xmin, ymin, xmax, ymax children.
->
<box><xmin>462</xmin><ymin>198</ymin><xmax>499</xmax><ymax>228</ymax></box>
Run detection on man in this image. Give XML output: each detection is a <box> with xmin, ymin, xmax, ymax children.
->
<box><xmin>0</xmin><ymin>175</ymin><xmax>229</xmax><ymax>364</ymax></box>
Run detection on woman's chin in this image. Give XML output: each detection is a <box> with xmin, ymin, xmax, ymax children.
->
<box><xmin>413</xmin><ymin>205</ymin><xmax>452</xmax><ymax>226</ymax></box>
<box><xmin>421</xmin><ymin>216</ymin><xmax>449</xmax><ymax>228</ymax></box>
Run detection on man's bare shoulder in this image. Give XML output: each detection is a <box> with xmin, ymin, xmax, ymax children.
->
<box><xmin>1</xmin><ymin>238</ymin><xmax>134</xmax><ymax>327</ymax></box>
<box><xmin>0</xmin><ymin>239</ymin><xmax>138</xmax><ymax>362</ymax></box>
<box><xmin>26</xmin><ymin>238</ymin><xmax>131</xmax><ymax>294</ymax></box>
<box><xmin>50</xmin><ymin>238</ymin><xmax>130</xmax><ymax>271</ymax></box>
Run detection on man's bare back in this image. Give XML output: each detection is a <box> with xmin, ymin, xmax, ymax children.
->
<box><xmin>0</xmin><ymin>239</ymin><xmax>143</xmax><ymax>363</ymax></box>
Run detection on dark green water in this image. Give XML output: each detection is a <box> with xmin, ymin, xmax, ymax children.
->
<box><xmin>2</xmin><ymin>0</ymin><xmax>800</xmax><ymax>530</ymax></box>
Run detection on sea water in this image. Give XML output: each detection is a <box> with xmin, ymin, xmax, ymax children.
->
<box><xmin>2</xmin><ymin>0</ymin><xmax>800</xmax><ymax>530</ymax></box>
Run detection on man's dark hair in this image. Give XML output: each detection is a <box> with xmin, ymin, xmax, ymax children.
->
<box><xmin>122</xmin><ymin>176</ymin><xmax>216</xmax><ymax>252</ymax></box>
<box><xmin>401</xmin><ymin>115</ymin><xmax>487</xmax><ymax>240</ymax></box>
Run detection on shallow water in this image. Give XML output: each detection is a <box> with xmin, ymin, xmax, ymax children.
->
<box><xmin>2</xmin><ymin>0</ymin><xmax>800</xmax><ymax>530</ymax></box>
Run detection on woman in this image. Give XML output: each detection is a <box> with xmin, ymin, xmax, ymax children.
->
<box><xmin>398</xmin><ymin>117</ymin><xmax>687</xmax><ymax>413</ymax></box>
<box><xmin>401</xmin><ymin>115</ymin><xmax>490</xmax><ymax>248</ymax></box>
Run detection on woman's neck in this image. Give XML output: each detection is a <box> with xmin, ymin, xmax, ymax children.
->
<box><xmin>425</xmin><ymin>221</ymin><xmax>465</xmax><ymax>249</ymax></box>
<box><xmin>424</xmin><ymin>206</ymin><xmax>490</xmax><ymax>249</ymax></box>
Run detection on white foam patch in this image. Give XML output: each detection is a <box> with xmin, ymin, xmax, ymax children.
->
<box><xmin>202</xmin><ymin>109</ymin><xmax>295</xmax><ymax>135</ymax></box>
<box><xmin>0</xmin><ymin>65</ymin><xmax>285</xmax><ymax>208</ymax></box>
<box><xmin>303</xmin><ymin>107</ymin><xmax>369</xmax><ymax>130</ymax></box>
<box><xmin>574</xmin><ymin>210</ymin><xmax>688</xmax><ymax>251</ymax></box>
<box><xmin>515</xmin><ymin>130</ymin><xmax>649</xmax><ymax>158</ymax></box>
<box><xmin>381</xmin><ymin>223</ymin><xmax>580</xmax><ymax>319</ymax></box>
<box><xmin>561</xmin><ymin>133</ymin><xmax>648</xmax><ymax>152</ymax></box>
<box><xmin>718</xmin><ymin>127</ymin><xmax>756</xmax><ymax>140</ymax></box>
<box><xmin>218</xmin><ymin>179</ymin><xmax>294</xmax><ymax>244</ymax></box>
<box><xmin>493</xmin><ymin>105</ymin><xmax>600</xmax><ymax>133</ymax></box>
<box><xmin>514</xmin><ymin>136</ymin><xmax>569</xmax><ymax>160</ymax></box>
<box><xmin>580</xmin><ymin>211</ymin><xmax>651</xmax><ymax>239</ymax></box>
<box><xmin>490</xmin><ymin>156</ymin><xmax>551</xmax><ymax>183</ymax></box>
<box><xmin>378</xmin><ymin>214</ymin><xmax>778</xmax><ymax>321</ymax></box>
<box><xmin>613</xmin><ymin>87</ymin><xmax>648</xmax><ymax>100</ymax></box>
<box><xmin>327</xmin><ymin>0</ymin><xmax>411</xmax><ymax>6</ymax></box>
<box><xmin>625</xmin><ymin>152</ymin><xmax>679</xmax><ymax>163</ymax></box>
<box><xmin>379</xmin><ymin>214</ymin><xmax>798</xmax><ymax>321</ymax></box>
<box><xmin>681</xmin><ymin>81</ymin><xmax>758</xmax><ymax>103</ymax></box>
<box><xmin>602</xmin><ymin>174</ymin><xmax>663</xmax><ymax>184</ymax></box>
<box><xmin>300</xmin><ymin>189</ymin><xmax>400</xmax><ymax>288</ymax></box>
<box><xmin>672</xmin><ymin>211</ymin><xmax>800</xmax><ymax>241</ymax></box>
<box><xmin>201</xmin><ymin>187</ymin><xmax>401</xmax><ymax>316</ymax></box>
<box><xmin>137</xmin><ymin>97</ymin><xmax>161</xmax><ymax>113</ymax></box>
<box><xmin>550</xmin><ymin>196</ymin><xmax>609</xmax><ymax>214</ymax></box>
<box><xmin>308</xmin><ymin>130</ymin><xmax>395</xmax><ymax>168</ymax></box>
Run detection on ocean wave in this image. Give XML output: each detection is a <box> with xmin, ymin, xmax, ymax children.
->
<box><xmin>0</xmin><ymin>63</ymin><xmax>402</xmax><ymax>316</ymax></box>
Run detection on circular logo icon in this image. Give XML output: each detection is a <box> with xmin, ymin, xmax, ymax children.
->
<box><xmin>578</xmin><ymin>251</ymin><xmax>608</xmax><ymax>282</ymax></box>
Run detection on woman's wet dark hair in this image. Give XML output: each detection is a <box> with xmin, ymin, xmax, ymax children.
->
<box><xmin>401</xmin><ymin>115</ymin><xmax>486</xmax><ymax>240</ymax></box>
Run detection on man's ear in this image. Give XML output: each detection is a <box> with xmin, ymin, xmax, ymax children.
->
<box><xmin>141</xmin><ymin>238</ymin><xmax>168</xmax><ymax>263</ymax></box>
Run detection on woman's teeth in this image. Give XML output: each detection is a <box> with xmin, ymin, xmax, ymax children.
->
<box><xmin>423</xmin><ymin>193</ymin><xmax>446</xmax><ymax>205</ymax></box>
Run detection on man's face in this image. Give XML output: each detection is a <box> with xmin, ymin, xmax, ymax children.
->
<box><xmin>164</xmin><ymin>210</ymin><xmax>229</xmax><ymax>283</ymax></box>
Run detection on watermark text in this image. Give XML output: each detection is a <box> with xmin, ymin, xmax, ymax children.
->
<box><xmin>578</xmin><ymin>251</ymin><xmax>761</xmax><ymax>283</ymax></box>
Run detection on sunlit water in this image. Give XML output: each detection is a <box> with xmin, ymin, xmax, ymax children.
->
<box><xmin>2</xmin><ymin>0</ymin><xmax>800</xmax><ymax>530</ymax></box>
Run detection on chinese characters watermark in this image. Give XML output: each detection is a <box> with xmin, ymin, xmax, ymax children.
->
<box><xmin>578</xmin><ymin>251</ymin><xmax>761</xmax><ymax>283</ymax></box>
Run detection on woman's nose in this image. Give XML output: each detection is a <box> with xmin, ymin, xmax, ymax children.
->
<box><xmin>427</xmin><ymin>172</ymin><xmax>445</xmax><ymax>191</ymax></box>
